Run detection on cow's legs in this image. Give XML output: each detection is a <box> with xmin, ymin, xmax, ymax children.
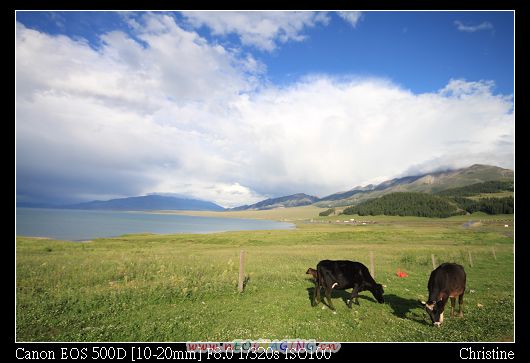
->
<box><xmin>312</xmin><ymin>282</ymin><xmax>321</xmax><ymax>307</ymax></box>
<box><xmin>325</xmin><ymin>287</ymin><xmax>335</xmax><ymax>310</ymax></box>
<box><xmin>458</xmin><ymin>292</ymin><xmax>464</xmax><ymax>318</ymax></box>
<box><xmin>348</xmin><ymin>284</ymin><xmax>361</xmax><ymax>308</ymax></box>
<box><xmin>450</xmin><ymin>297</ymin><xmax>456</xmax><ymax>318</ymax></box>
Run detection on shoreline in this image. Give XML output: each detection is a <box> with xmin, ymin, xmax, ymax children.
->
<box><xmin>16</xmin><ymin>235</ymin><xmax>93</xmax><ymax>243</ymax></box>
<box><xmin>145</xmin><ymin>205</ymin><xmax>323</xmax><ymax>222</ymax></box>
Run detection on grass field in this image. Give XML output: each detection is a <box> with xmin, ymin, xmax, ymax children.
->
<box><xmin>149</xmin><ymin>205</ymin><xmax>324</xmax><ymax>221</ymax></box>
<box><xmin>16</xmin><ymin>212</ymin><xmax>514</xmax><ymax>342</ymax></box>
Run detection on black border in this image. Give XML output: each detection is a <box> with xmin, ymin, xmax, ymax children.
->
<box><xmin>10</xmin><ymin>342</ymin><xmax>524</xmax><ymax>360</ymax></box>
<box><xmin>10</xmin><ymin>0</ymin><xmax>519</xmax><ymax>11</ymax></box>
<box><xmin>14</xmin><ymin>2</ymin><xmax>523</xmax><ymax>360</ymax></box>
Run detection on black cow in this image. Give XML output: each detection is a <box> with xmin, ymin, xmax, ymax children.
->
<box><xmin>422</xmin><ymin>263</ymin><xmax>466</xmax><ymax>327</ymax></box>
<box><xmin>312</xmin><ymin>260</ymin><xmax>385</xmax><ymax>310</ymax></box>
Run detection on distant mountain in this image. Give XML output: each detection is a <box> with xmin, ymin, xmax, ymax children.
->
<box><xmin>64</xmin><ymin>195</ymin><xmax>225</xmax><ymax>211</ymax></box>
<box><xmin>231</xmin><ymin>193</ymin><xmax>319</xmax><ymax>211</ymax></box>
<box><xmin>316</xmin><ymin>164</ymin><xmax>514</xmax><ymax>208</ymax></box>
<box><xmin>16</xmin><ymin>202</ymin><xmax>61</xmax><ymax>209</ymax></box>
<box><xmin>319</xmin><ymin>174</ymin><xmax>430</xmax><ymax>202</ymax></box>
<box><xmin>318</xmin><ymin>184</ymin><xmax>376</xmax><ymax>202</ymax></box>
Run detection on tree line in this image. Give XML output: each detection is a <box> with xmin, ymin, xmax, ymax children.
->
<box><xmin>436</xmin><ymin>180</ymin><xmax>513</xmax><ymax>197</ymax></box>
<box><xmin>450</xmin><ymin>196</ymin><xmax>514</xmax><ymax>215</ymax></box>
<box><xmin>340</xmin><ymin>192</ymin><xmax>514</xmax><ymax>218</ymax></box>
<box><xmin>342</xmin><ymin>192</ymin><xmax>461</xmax><ymax>218</ymax></box>
<box><xmin>319</xmin><ymin>208</ymin><xmax>336</xmax><ymax>216</ymax></box>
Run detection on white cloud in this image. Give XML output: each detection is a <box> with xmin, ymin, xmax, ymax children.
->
<box><xmin>337</xmin><ymin>11</ymin><xmax>363</xmax><ymax>27</ymax></box>
<box><xmin>222</xmin><ymin>76</ymin><xmax>513</xmax><ymax>197</ymax></box>
<box><xmin>16</xmin><ymin>15</ymin><xmax>266</xmax><ymax>207</ymax></box>
<box><xmin>16</xmin><ymin>15</ymin><xmax>514</xmax><ymax>208</ymax></box>
<box><xmin>152</xmin><ymin>180</ymin><xmax>266</xmax><ymax>208</ymax></box>
<box><xmin>454</xmin><ymin>20</ymin><xmax>494</xmax><ymax>33</ymax></box>
<box><xmin>181</xmin><ymin>11</ymin><xmax>330</xmax><ymax>51</ymax></box>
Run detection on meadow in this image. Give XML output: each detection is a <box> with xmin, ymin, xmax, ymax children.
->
<box><xmin>16</xmin><ymin>210</ymin><xmax>514</xmax><ymax>342</ymax></box>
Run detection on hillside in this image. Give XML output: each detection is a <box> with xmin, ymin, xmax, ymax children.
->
<box><xmin>435</xmin><ymin>180</ymin><xmax>514</xmax><ymax>197</ymax></box>
<box><xmin>342</xmin><ymin>192</ymin><xmax>462</xmax><ymax>218</ymax></box>
<box><xmin>316</xmin><ymin>164</ymin><xmax>513</xmax><ymax>208</ymax></box>
<box><xmin>231</xmin><ymin>193</ymin><xmax>319</xmax><ymax>211</ymax></box>
<box><xmin>65</xmin><ymin>195</ymin><xmax>225</xmax><ymax>211</ymax></box>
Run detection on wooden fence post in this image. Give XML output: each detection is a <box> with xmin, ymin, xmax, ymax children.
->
<box><xmin>238</xmin><ymin>250</ymin><xmax>245</xmax><ymax>293</ymax></box>
<box><xmin>468</xmin><ymin>250</ymin><xmax>474</xmax><ymax>268</ymax></box>
<box><xmin>431</xmin><ymin>254</ymin><xmax>437</xmax><ymax>270</ymax></box>
<box><xmin>370</xmin><ymin>251</ymin><xmax>375</xmax><ymax>279</ymax></box>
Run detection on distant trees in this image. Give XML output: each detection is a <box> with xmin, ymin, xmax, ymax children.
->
<box><xmin>342</xmin><ymin>192</ymin><xmax>461</xmax><ymax>218</ymax></box>
<box><xmin>436</xmin><ymin>180</ymin><xmax>513</xmax><ymax>197</ymax></box>
<box><xmin>334</xmin><ymin>180</ymin><xmax>514</xmax><ymax>219</ymax></box>
<box><xmin>451</xmin><ymin>196</ymin><xmax>514</xmax><ymax>215</ymax></box>
<box><xmin>319</xmin><ymin>208</ymin><xmax>335</xmax><ymax>217</ymax></box>
<box><xmin>339</xmin><ymin>192</ymin><xmax>514</xmax><ymax>218</ymax></box>
<box><xmin>437</xmin><ymin>180</ymin><xmax>514</xmax><ymax>215</ymax></box>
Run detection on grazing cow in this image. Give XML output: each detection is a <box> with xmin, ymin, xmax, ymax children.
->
<box><xmin>422</xmin><ymin>263</ymin><xmax>466</xmax><ymax>327</ymax></box>
<box><xmin>312</xmin><ymin>260</ymin><xmax>385</xmax><ymax>310</ymax></box>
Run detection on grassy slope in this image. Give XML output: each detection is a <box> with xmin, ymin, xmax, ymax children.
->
<box><xmin>16</xmin><ymin>213</ymin><xmax>514</xmax><ymax>342</ymax></box>
<box><xmin>467</xmin><ymin>192</ymin><xmax>514</xmax><ymax>200</ymax></box>
<box><xmin>316</xmin><ymin>166</ymin><xmax>514</xmax><ymax>207</ymax></box>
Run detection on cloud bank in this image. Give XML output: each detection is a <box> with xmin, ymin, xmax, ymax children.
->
<box><xmin>181</xmin><ymin>11</ymin><xmax>330</xmax><ymax>51</ymax></box>
<box><xmin>16</xmin><ymin>13</ymin><xmax>514</xmax><ymax>207</ymax></box>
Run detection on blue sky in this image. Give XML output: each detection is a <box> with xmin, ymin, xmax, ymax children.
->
<box><xmin>16</xmin><ymin>11</ymin><xmax>514</xmax><ymax>207</ymax></box>
<box><xmin>16</xmin><ymin>11</ymin><xmax>514</xmax><ymax>94</ymax></box>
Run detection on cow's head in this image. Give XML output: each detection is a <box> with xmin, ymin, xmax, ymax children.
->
<box><xmin>422</xmin><ymin>300</ymin><xmax>445</xmax><ymax>327</ymax></box>
<box><xmin>372</xmin><ymin>283</ymin><xmax>385</xmax><ymax>303</ymax></box>
<box><xmin>306</xmin><ymin>268</ymin><xmax>318</xmax><ymax>279</ymax></box>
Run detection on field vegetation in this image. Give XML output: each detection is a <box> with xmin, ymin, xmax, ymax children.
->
<box><xmin>16</xmin><ymin>212</ymin><xmax>514</xmax><ymax>342</ymax></box>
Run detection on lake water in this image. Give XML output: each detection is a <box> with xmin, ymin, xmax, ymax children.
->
<box><xmin>15</xmin><ymin>208</ymin><xmax>294</xmax><ymax>241</ymax></box>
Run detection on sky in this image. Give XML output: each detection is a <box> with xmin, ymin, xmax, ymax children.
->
<box><xmin>15</xmin><ymin>11</ymin><xmax>515</xmax><ymax>208</ymax></box>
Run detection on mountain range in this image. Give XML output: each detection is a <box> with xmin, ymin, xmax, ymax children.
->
<box><xmin>16</xmin><ymin>164</ymin><xmax>513</xmax><ymax>211</ymax></box>
<box><xmin>231</xmin><ymin>193</ymin><xmax>319</xmax><ymax>211</ymax></box>
<box><xmin>233</xmin><ymin>164</ymin><xmax>513</xmax><ymax>210</ymax></box>
<box><xmin>17</xmin><ymin>195</ymin><xmax>225</xmax><ymax>211</ymax></box>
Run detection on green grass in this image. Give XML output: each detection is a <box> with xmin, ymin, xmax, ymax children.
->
<box><xmin>151</xmin><ymin>205</ymin><xmax>325</xmax><ymax>221</ymax></box>
<box><xmin>16</xmin><ymin>214</ymin><xmax>514</xmax><ymax>342</ymax></box>
<box><xmin>467</xmin><ymin>192</ymin><xmax>514</xmax><ymax>200</ymax></box>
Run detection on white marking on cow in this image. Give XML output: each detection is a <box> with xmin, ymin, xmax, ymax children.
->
<box><xmin>332</xmin><ymin>282</ymin><xmax>338</xmax><ymax>289</ymax></box>
<box><xmin>426</xmin><ymin>303</ymin><xmax>434</xmax><ymax>311</ymax></box>
<box><xmin>434</xmin><ymin>322</ymin><xmax>441</xmax><ymax>327</ymax></box>
<box><xmin>439</xmin><ymin>312</ymin><xmax>444</xmax><ymax>324</ymax></box>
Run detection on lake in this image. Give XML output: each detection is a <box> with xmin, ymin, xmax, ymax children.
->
<box><xmin>15</xmin><ymin>208</ymin><xmax>294</xmax><ymax>241</ymax></box>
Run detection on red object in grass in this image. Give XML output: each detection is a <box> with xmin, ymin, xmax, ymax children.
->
<box><xmin>396</xmin><ymin>269</ymin><xmax>408</xmax><ymax>278</ymax></box>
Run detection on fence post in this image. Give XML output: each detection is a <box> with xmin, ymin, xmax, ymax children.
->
<box><xmin>238</xmin><ymin>250</ymin><xmax>245</xmax><ymax>293</ymax></box>
<box><xmin>370</xmin><ymin>251</ymin><xmax>375</xmax><ymax>279</ymax></box>
<box><xmin>431</xmin><ymin>254</ymin><xmax>437</xmax><ymax>270</ymax></box>
<box><xmin>468</xmin><ymin>250</ymin><xmax>474</xmax><ymax>268</ymax></box>
<box><xmin>492</xmin><ymin>247</ymin><xmax>497</xmax><ymax>261</ymax></box>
